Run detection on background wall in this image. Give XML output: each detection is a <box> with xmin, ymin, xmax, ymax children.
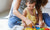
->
<box><xmin>0</xmin><ymin>0</ymin><xmax>50</xmax><ymax>18</ymax></box>
<box><xmin>0</xmin><ymin>0</ymin><xmax>12</xmax><ymax>18</ymax></box>
<box><xmin>0</xmin><ymin>0</ymin><xmax>12</xmax><ymax>12</ymax></box>
<box><xmin>45</xmin><ymin>0</ymin><xmax>50</xmax><ymax>8</ymax></box>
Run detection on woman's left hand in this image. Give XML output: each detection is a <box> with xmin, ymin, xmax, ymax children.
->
<box><xmin>39</xmin><ymin>21</ymin><xmax>45</xmax><ymax>28</ymax></box>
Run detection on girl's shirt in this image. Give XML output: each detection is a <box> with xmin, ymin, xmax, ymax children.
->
<box><xmin>24</xmin><ymin>8</ymin><xmax>37</xmax><ymax>24</ymax></box>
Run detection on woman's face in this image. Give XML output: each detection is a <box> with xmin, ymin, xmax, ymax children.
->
<box><xmin>26</xmin><ymin>2</ymin><xmax>36</xmax><ymax>10</ymax></box>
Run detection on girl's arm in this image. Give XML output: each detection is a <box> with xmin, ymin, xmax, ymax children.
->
<box><xmin>23</xmin><ymin>10</ymin><xmax>27</xmax><ymax>17</ymax></box>
<box><xmin>22</xmin><ymin>9</ymin><xmax>27</xmax><ymax>27</ymax></box>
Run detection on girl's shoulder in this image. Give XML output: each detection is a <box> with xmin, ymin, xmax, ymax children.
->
<box><xmin>24</xmin><ymin>7</ymin><xmax>28</xmax><ymax>10</ymax></box>
<box><xmin>23</xmin><ymin>7</ymin><xmax>27</xmax><ymax>12</ymax></box>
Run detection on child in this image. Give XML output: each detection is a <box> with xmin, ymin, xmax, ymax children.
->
<box><xmin>22</xmin><ymin>0</ymin><xmax>38</xmax><ymax>27</ymax></box>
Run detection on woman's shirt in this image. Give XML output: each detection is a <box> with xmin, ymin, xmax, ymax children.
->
<box><xmin>9</xmin><ymin>0</ymin><xmax>26</xmax><ymax>18</ymax></box>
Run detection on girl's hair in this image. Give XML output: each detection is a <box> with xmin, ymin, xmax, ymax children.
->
<box><xmin>26</xmin><ymin>0</ymin><xmax>48</xmax><ymax>9</ymax></box>
<box><xmin>35</xmin><ymin>0</ymin><xmax>48</xmax><ymax>9</ymax></box>
<box><xmin>26</xmin><ymin>0</ymin><xmax>36</xmax><ymax>4</ymax></box>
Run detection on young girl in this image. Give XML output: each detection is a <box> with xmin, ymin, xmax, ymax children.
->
<box><xmin>22</xmin><ymin>0</ymin><xmax>38</xmax><ymax>27</ymax></box>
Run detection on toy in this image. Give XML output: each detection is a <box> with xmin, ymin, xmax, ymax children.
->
<box><xmin>45</xmin><ymin>28</ymin><xmax>49</xmax><ymax>30</ymax></box>
<box><xmin>24</xmin><ymin>27</ymin><xmax>50</xmax><ymax>30</ymax></box>
<box><xmin>42</xmin><ymin>28</ymin><xmax>45</xmax><ymax>30</ymax></box>
<box><xmin>33</xmin><ymin>28</ymin><xmax>36</xmax><ymax>30</ymax></box>
<box><xmin>24</xmin><ymin>28</ymin><xmax>37</xmax><ymax>30</ymax></box>
<box><xmin>24</xmin><ymin>28</ymin><xmax>33</xmax><ymax>30</ymax></box>
<box><xmin>39</xmin><ymin>28</ymin><xmax>44</xmax><ymax>30</ymax></box>
<box><xmin>24</xmin><ymin>26</ymin><xmax>50</xmax><ymax>30</ymax></box>
<box><xmin>32</xmin><ymin>26</ymin><xmax>40</xmax><ymax>29</ymax></box>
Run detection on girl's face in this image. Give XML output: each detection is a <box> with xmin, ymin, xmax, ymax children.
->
<box><xmin>26</xmin><ymin>2</ymin><xmax>36</xmax><ymax>10</ymax></box>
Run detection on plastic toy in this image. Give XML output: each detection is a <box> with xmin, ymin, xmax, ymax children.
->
<box><xmin>39</xmin><ymin>28</ymin><xmax>44</xmax><ymax>30</ymax></box>
<box><xmin>24</xmin><ymin>27</ymin><xmax>50</xmax><ymax>30</ymax></box>
<box><xmin>24</xmin><ymin>28</ymin><xmax>37</xmax><ymax>30</ymax></box>
<box><xmin>42</xmin><ymin>28</ymin><xmax>45</xmax><ymax>30</ymax></box>
<box><xmin>24</xmin><ymin>28</ymin><xmax>33</xmax><ymax>30</ymax></box>
<box><xmin>32</xmin><ymin>26</ymin><xmax>40</xmax><ymax>29</ymax></box>
<box><xmin>24</xmin><ymin>24</ymin><xmax>50</xmax><ymax>30</ymax></box>
<box><xmin>33</xmin><ymin>28</ymin><xmax>36</xmax><ymax>30</ymax></box>
<box><xmin>45</xmin><ymin>28</ymin><xmax>49</xmax><ymax>30</ymax></box>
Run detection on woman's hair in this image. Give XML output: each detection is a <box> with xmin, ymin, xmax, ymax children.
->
<box><xmin>35</xmin><ymin>0</ymin><xmax>48</xmax><ymax>9</ymax></box>
<box><xmin>26</xmin><ymin>0</ymin><xmax>36</xmax><ymax>4</ymax></box>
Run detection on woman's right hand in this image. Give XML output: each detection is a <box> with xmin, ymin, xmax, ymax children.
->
<box><xmin>24</xmin><ymin>18</ymin><xmax>34</xmax><ymax>26</ymax></box>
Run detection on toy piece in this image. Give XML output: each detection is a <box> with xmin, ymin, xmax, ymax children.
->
<box><xmin>32</xmin><ymin>26</ymin><xmax>40</xmax><ymax>30</ymax></box>
<box><xmin>33</xmin><ymin>28</ymin><xmax>36</xmax><ymax>30</ymax></box>
<box><xmin>39</xmin><ymin>28</ymin><xmax>44</xmax><ymax>30</ymax></box>
<box><xmin>45</xmin><ymin>28</ymin><xmax>49</xmax><ymax>30</ymax></box>
<box><xmin>42</xmin><ymin>27</ymin><xmax>45</xmax><ymax>30</ymax></box>
<box><xmin>35</xmin><ymin>26</ymin><xmax>40</xmax><ymax>29</ymax></box>
<box><xmin>24</xmin><ymin>28</ymin><xmax>33</xmax><ymax>30</ymax></box>
<box><xmin>29</xmin><ymin>24</ymin><xmax>33</xmax><ymax>28</ymax></box>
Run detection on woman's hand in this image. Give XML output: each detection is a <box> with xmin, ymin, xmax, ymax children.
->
<box><xmin>24</xmin><ymin>18</ymin><xmax>34</xmax><ymax>26</ymax></box>
<box><xmin>39</xmin><ymin>21</ymin><xmax>45</xmax><ymax>28</ymax></box>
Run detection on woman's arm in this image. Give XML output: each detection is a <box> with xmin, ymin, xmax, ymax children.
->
<box><xmin>13</xmin><ymin>0</ymin><xmax>26</xmax><ymax>21</ymax></box>
<box><xmin>35</xmin><ymin>12</ymin><xmax>39</xmax><ymax>23</ymax></box>
<box><xmin>13</xmin><ymin>0</ymin><xmax>33</xmax><ymax>25</ymax></box>
<box><xmin>36</xmin><ymin>8</ymin><xmax>45</xmax><ymax>27</ymax></box>
<box><xmin>36</xmin><ymin>8</ymin><xmax>43</xmax><ymax>21</ymax></box>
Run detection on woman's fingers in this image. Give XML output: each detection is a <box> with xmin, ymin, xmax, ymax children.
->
<box><xmin>22</xmin><ymin>21</ymin><xmax>27</xmax><ymax>27</ymax></box>
<box><xmin>39</xmin><ymin>21</ymin><xmax>45</xmax><ymax>28</ymax></box>
<box><xmin>25</xmin><ymin>20</ymin><xmax>33</xmax><ymax>25</ymax></box>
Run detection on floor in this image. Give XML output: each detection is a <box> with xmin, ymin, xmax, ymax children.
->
<box><xmin>0</xmin><ymin>19</ymin><xmax>50</xmax><ymax>30</ymax></box>
<box><xmin>0</xmin><ymin>19</ymin><xmax>10</xmax><ymax>30</ymax></box>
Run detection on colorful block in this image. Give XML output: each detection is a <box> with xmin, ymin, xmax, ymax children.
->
<box><xmin>24</xmin><ymin>26</ymin><xmax>50</xmax><ymax>30</ymax></box>
<box><xmin>42</xmin><ymin>28</ymin><xmax>45</xmax><ymax>30</ymax></box>
<box><xmin>45</xmin><ymin>28</ymin><xmax>49</xmax><ymax>30</ymax></box>
<box><xmin>35</xmin><ymin>27</ymin><xmax>40</xmax><ymax>29</ymax></box>
<box><xmin>24</xmin><ymin>28</ymin><xmax>33</xmax><ymax>30</ymax></box>
<box><xmin>34</xmin><ymin>28</ymin><xmax>36</xmax><ymax>30</ymax></box>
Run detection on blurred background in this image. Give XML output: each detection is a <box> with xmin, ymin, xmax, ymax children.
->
<box><xmin>0</xmin><ymin>0</ymin><xmax>50</xmax><ymax>30</ymax></box>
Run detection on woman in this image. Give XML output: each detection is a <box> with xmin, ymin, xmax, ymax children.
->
<box><xmin>8</xmin><ymin>0</ymin><xmax>48</xmax><ymax>28</ymax></box>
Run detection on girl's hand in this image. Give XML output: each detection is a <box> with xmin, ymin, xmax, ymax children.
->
<box><xmin>39</xmin><ymin>21</ymin><xmax>45</xmax><ymax>28</ymax></box>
